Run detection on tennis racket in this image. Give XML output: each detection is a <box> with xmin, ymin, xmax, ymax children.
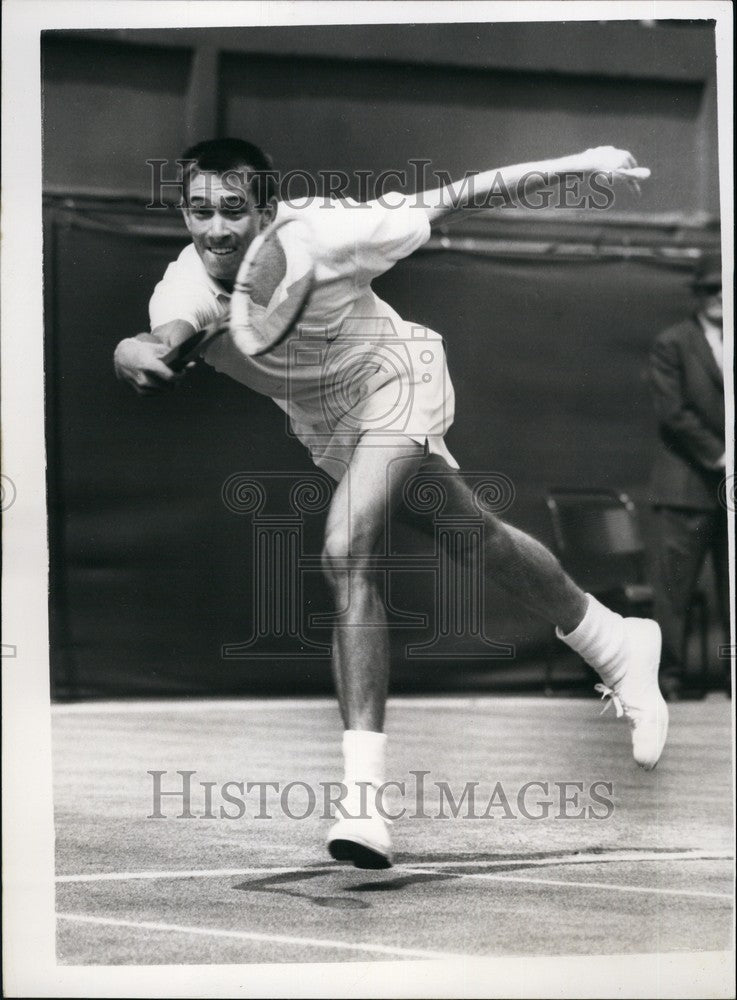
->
<box><xmin>162</xmin><ymin>217</ymin><xmax>315</xmax><ymax>372</ymax></box>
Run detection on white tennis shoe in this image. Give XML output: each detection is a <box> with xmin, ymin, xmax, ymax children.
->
<box><xmin>595</xmin><ymin>618</ymin><xmax>669</xmax><ymax>770</ymax></box>
<box><xmin>327</xmin><ymin>786</ymin><xmax>393</xmax><ymax>869</ymax></box>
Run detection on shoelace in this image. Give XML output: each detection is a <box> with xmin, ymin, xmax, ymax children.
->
<box><xmin>594</xmin><ymin>682</ymin><xmax>624</xmax><ymax>718</ymax></box>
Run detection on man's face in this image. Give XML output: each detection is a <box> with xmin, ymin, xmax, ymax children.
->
<box><xmin>701</xmin><ymin>287</ymin><xmax>723</xmax><ymax>326</ymax></box>
<box><xmin>182</xmin><ymin>169</ymin><xmax>275</xmax><ymax>285</ymax></box>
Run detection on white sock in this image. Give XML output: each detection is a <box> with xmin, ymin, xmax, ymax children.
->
<box><xmin>342</xmin><ymin>730</ymin><xmax>387</xmax><ymax>789</ymax></box>
<box><xmin>556</xmin><ymin>594</ymin><xmax>627</xmax><ymax>687</ymax></box>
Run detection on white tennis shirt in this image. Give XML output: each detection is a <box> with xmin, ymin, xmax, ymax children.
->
<box><xmin>149</xmin><ymin>196</ymin><xmax>457</xmax><ymax>479</ymax></box>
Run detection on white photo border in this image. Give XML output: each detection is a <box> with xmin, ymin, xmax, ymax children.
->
<box><xmin>2</xmin><ymin>2</ymin><xmax>733</xmax><ymax>996</ymax></box>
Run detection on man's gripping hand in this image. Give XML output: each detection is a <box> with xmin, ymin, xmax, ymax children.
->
<box><xmin>114</xmin><ymin>335</ymin><xmax>193</xmax><ymax>395</ymax></box>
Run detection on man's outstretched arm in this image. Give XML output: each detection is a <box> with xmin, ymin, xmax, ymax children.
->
<box><xmin>421</xmin><ymin>146</ymin><xmax>650</xmax><ymax>224</ymax></box>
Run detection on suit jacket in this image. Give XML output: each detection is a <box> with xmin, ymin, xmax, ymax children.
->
<box><xmin>648</xmin><ymin>316</ymin><xmax>725</xmax><ymax>509</ymax></box>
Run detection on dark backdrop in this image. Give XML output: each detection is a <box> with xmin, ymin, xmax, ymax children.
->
<box><xmin>42</xmin><ymin>21</ymin><xmax>722</xmax><ymax>697</ymax></box>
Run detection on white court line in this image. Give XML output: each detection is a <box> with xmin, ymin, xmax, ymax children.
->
<box><xmin>55</xmin><ymin>913</ymin><xmax>464</xmax><ymax>961</ymax></box>
<box><xmin>400</xmin><ymin>869</ymin><xmax>733</xmax><ymax>901</ymax></box>
<box><xmin>402</xmin><ymin>850</ymin><xmax>734</xmax><ymax>870</ymax></box>
<box><xmin>56</xmin><ymin>849</ymin><xmax>734</xmax><ymax>884</ymax></box>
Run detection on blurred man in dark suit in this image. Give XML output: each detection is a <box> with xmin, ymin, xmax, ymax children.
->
<box><xmin>649</xmin><ymin>254</ymin><xmax>727</xmax><ymax>699</ymax></box>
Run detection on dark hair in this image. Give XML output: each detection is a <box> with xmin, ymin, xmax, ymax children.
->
<box><xmin>181</xmin><ymin>137</ymin><xmax>276</xmax><ymax>208</ymax></box>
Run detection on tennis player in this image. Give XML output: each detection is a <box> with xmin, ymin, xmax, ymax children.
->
<box><xmin>114</xmin><ymin>138</ymin><xmax>667</xmax><ymax>869</ymax></box>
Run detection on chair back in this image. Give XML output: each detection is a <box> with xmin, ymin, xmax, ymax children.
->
<box><xmin>546</xmin><ymin>489</ymin><xmax>646</xmax><ymax>594</ymax></box>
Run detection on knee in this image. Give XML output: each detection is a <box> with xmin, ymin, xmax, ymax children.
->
<box><xmin>321</xmin><ymin>530</ymin><xmax>347</xmax><ymax>585</ymax></box>
<box><xmin>321</xmin><ymin>528</ymin><xmax>374</xmax><ymax>590</ymax></box>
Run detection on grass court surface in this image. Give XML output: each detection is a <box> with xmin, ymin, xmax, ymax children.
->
<box><xmin>53</xmin><ymin>694</ymin><xmax>733</xmax><ymax>990</ymax></box>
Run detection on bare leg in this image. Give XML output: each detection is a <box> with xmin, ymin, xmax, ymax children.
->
<box><xmin>399</xmin><ymin>458</ymin><xmax>588</xmax><ymax>634</ymax></box>
<box><xmin>322</xmin><ymin>438</ymin><xmax>424</xmax><ymax>866</ymax></box>
<box><xmin>480</xmin><ymin>521</ymin><xmax>587</xmax><ymax>634</ymax></box>
<box><xmin>323</xmin><ymin>446</ymin><xmax>589</xmax><ymax>731</ymax></box>
<box><xmin>396</xmin><ymin>459</ymin><xmax>666</xmax><ymax>768</ymax></box>
<box><xmin>324</xmin><ymin>448</ymin><xmax>666</xmax><ymax>867</ymax></box>
<box><xmin>322</xmin><ymin>438</ymin><xmax>426</xmax><ymax>732</ymax></box>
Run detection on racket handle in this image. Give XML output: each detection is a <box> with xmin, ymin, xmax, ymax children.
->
<box><xmin>162</xmin><ymin>315</ymin><xmax>229</xmax><ymax>372</ymax></box>
<box><xmin>162</xmin><ymin>329</ymin><xmax>209</xmax><ymax>372</ymax></box>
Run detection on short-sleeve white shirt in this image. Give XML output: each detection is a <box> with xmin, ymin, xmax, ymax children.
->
<box><xmin>149</xmin><ymin>196</ymin><xmax>457</xmax><ymax>478</ymax></box>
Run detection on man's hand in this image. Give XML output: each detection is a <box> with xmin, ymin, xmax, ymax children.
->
<box><xmin>575</xmin><ymin>146</ymin><xmax>651</xmax><ymax>194</ymax></box>
<box><xmin>113</xmin><ymin>336</ymin><xmax>192</xmax><ymax>396</ymax></box>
